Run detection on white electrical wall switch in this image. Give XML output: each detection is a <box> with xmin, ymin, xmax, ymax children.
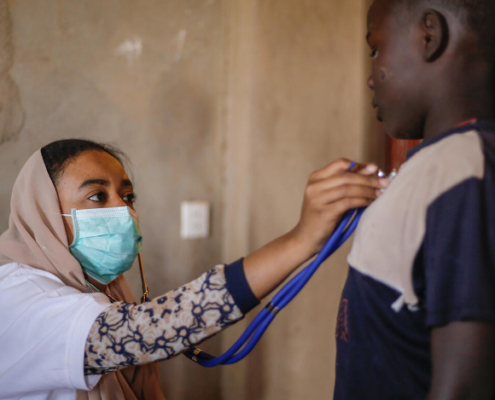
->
<box><xmin>180</xmin><ymin>201</ymin><xmax>210</xmax><ymax>239</ymax></box>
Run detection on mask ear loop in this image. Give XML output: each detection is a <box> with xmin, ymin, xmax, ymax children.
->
<box><xmin>138</xmin><ymin>253</ymin><xmax>150</xmax><ymax>303</ymax></box>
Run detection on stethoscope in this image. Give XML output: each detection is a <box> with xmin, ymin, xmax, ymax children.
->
<box><xmin>183</xmin><ymin>163</ymin><xmax>397</xmax><ymax>367</ymax></box>
<box><xmin>85</xmin><ymin>253</ymin><xmax>150</xmax><ymax>304</ymax></box>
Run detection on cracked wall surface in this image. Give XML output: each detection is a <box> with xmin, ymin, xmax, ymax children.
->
<box><xmin>0</xmin><ymin>1</ymin><xmax>371</xmax><ymax>399</ymax></box>
<box><xmin>0</xmin><ymin>0</ymin><xmax>24</xmax><ymax>145</ymax></box>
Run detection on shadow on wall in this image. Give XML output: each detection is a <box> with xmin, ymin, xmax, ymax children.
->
<box><xmin>0</xmin><ymin>0</ymin><xmax>25</xmax><ymax>145</ymax></box>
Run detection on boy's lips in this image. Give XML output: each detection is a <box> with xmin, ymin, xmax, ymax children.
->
<box><xmin>372</xmin><ymin>100</ymin><xmax>379</xmax><ymax>118</ymax></box>
<box><xmin>372</xmin><ymin>100</ymin><xmax>383</xmax><ymax>122</ymax></box>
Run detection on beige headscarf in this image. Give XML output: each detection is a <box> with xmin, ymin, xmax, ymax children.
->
<box><xmin>0</xmin><ymin>150</ymin><xmax>165</xmax><ymax>400</ymax></box>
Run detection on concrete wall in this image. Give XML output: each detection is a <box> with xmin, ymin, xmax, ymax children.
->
<box><xmin>0</xmin><ymin>0</ymin><xmax>381</xmax><ymax>399</ymax></box>
<box><xmin>1</xmin><ymin>1</ymin><xmax>226</xmax><ymax>398</ymax></box>
<box><xmin>221</xmin><ymin>1</ymin><xmax>369</xmax><ymax>399</ymax></box>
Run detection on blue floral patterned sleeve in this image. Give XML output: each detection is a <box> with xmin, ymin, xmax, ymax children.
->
<box><xmin>84</xmin><ymin>264</ymin><xmax>254</xmax><ymax>375</ymax></box>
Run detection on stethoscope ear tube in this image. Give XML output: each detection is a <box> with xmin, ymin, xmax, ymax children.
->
<box><xmin>184</xmin><ymin>207</ymin><xmax>365</xmax><ymax>367</ymax></box>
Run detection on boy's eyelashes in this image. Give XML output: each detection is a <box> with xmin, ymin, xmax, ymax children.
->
<box><xmin>370</xmin><ymin>49</ymin><xmax>379</xmax><ymax>58</ymax></box>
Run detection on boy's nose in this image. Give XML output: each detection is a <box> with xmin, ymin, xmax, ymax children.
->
<box><xmin>367</xmin><ymin>75</ymin><xmax>375</xmax><ymax>90</ymax></box>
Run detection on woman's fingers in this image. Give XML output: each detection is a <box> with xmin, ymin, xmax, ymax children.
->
<box><xmin>324</xmin><ymin>196</ymin><xmax>375</xmax><ymax>215</ymax></box>
<box><xmin>293</xmin><ymin>159</ymin><xmax>388</xmax><ymax>255</ymax></box>
<box><xmin>310</xmin><ymin>159</ymin><xmax>379</xmax><ymax>182</ymax></box>
<box><xmin>306</xmin><ymin>172</ymin><xmax>387</xmax><ymax>197</ymax></box>
<box><xmin>309</xmin><ymin>158</ymin><xmax>353</xmax><ymax>182</ymax></box>
<box><xmin>313</xmin><ymin>184</ymin><xmax>381</xmax><ymax>207</ymax></box>
<box><xmin>353</xmin><ymin>163</ymin><xmax>379</xmax><ymax>176</ymax></box>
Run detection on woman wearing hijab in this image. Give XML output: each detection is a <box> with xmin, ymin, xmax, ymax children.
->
<box><xmin>0</xmin><ymin>139</ymin><xmax>385</xmax><ymax>399</ymax></box>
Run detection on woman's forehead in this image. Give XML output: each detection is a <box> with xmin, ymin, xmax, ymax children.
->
<box><xmin>63</xmin><ymin>150</ymin><xmax>129</xmax><ymax>183</ymax></box>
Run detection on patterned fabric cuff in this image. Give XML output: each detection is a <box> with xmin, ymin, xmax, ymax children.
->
<box><xmin>224</xmin><ymin>258</ymin><xmax>260</xmax><ymax>315</ymax></box>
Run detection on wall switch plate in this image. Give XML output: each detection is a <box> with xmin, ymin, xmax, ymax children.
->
<box><xmin>180</xmin><ymin>201</ymin><xmax>210</xmax><ymax>239</ymax></box>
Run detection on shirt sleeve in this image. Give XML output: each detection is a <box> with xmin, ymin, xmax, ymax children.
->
<box><xmin>0</xmin><ymin>264</ymin><xmax>111</xmax><ymax>398</ymax></box>
<box><xmin>224</xmin><ymin>257</ymin><xmax>260</xmax><ymax>314</ymax></box>
<box><xmin>85</xmin><ymin>261</ymin><xmax>260</xmax><ymax>374</ymax></box>
<box><xmin>422</xmin><ymin>177</ymin><xmax>495</xmax><ymax>327</ymax></box>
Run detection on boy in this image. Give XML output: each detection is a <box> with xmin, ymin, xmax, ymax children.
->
<box><xmin>334</xmin><ymin>1</ymin><xmax>495</xmax><ymax>399</ymax></box>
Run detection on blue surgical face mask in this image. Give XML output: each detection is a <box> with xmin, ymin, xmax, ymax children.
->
<box><xmin>64</xmin><ymin>206</ymin><xmax>143</xmax><ymax>285</ymax></box>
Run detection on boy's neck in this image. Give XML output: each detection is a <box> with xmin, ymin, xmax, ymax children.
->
<box><xmin>422</xmin><ymin>68</ymin><xmax>495</xmax><ymax>141</ymax></box>
<box><xmin>422</xmin><ymin>108</ymin><xmax>495</xmax><ymax>141</ymax></box>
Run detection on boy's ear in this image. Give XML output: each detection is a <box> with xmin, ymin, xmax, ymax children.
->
<box><xmin>422</xmin><ymin>9</ymin><xmax>449</xmax><ymax>62</ymax></box>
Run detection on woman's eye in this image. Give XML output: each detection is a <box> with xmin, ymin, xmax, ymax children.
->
<box><xmin>370</xmin><ymin>49</ymin><xmax>379</xmax><ymax>59</ymax></box>
<box><xmin>89</xmin><ymin>192</ymin><xmax>105</xmax><ymax>202</ymax></box>
<box><xmin>122</xmin><ymin>193</ymin><xmax>137</xmax><ymax>203</ymax></box>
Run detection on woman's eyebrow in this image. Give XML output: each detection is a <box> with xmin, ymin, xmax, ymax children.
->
<box><xmin>122</xmin><ymin>179</ymin><xmax>133</xmax><ymax>188</ymax></box>
<box><xmin>78</xmin><ymin>178</ymin><xmax>134</xmax><ymax>191</ymax></box>
<box><xmin>78</xmin><ymin>179</ymin><xmax>109</xmax><ymax>191</ymax></box>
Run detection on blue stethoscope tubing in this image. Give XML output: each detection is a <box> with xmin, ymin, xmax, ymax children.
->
<box><xmin>184</xmin><ymin>162</ymin><xmax>365</xmax><ymax>367</ymax></box>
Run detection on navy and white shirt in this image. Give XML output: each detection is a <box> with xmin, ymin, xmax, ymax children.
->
<box><xmin>334</xmin><ymin>120</ymin><xmax>495</xmax><ymax>400</ymax></box>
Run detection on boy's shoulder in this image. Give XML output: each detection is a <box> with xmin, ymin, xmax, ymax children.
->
<box><xmin>406</xmin><ymin>129</ymin><xmax>483</xmax><ymax>178</ymax></box>
<box><xmin>399</xmin><ymin>129</ymin><xmax>486</xmax><ymax>201</ymax></box>
<box><xmin>348</xmin><ymin>127</ymin><xmax>491</xmax><ymax>307</ymax></box>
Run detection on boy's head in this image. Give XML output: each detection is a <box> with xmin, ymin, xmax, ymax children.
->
<box><xmin>367</xmin><ymin>0</ymin><xmax>495</xmax><ymax>140</ymax></box>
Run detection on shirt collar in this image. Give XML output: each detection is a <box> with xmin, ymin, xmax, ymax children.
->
<box><xmin>406</xmin><ymin>119</ymin><xmax>495</xmax><ymax>160</ymax></box>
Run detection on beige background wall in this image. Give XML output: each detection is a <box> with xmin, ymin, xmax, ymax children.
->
<box><xmin>0</xmin><ymin>0</ymin><xmax>382</xmax><ymax>399</ymax></box>
<box><xmin>221</xmin><ymin>1</ymin><xmax>370</xmax><ymax>399</ymax></box>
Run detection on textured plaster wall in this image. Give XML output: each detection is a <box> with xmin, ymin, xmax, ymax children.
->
<box><xmin>221</xmin><ymin>1</ymin><xmax>369</xmax><ymax>399</ymax></box>
<box><xmin>0</xmin><ymin>0</ymin><xmax>24</xmax><ymax>146</ymax></box>
<box><xmin>0</xmin><ymin>1</ymin><xmax>226</xmax><ymax>398</ymax></box>
<box><xmin>0</xmin><ymin>0</ymin><xmax>376</xmax><ymax>399</ymax></box>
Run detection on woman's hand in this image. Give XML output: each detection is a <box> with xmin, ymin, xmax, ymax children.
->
<box><xmin>291</xmin><ymin>158</ymin><xmax>387</xmax><ymax>257</ymax></box>
<box><xmin>243</xmin><ymin>159</ymin><xmax>388</xmax><ymax>300</ymax></box>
